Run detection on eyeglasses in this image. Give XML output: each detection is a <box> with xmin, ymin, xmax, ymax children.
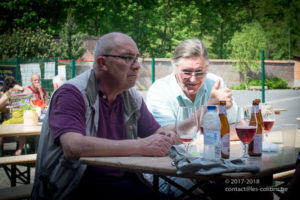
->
<box><xmin>180</xmin><ymin>70</ymin><xmax>207</xmax><ymax>78</ymax></box>
<box><xmin>102</xmin><ymin>54</ymin><xmax>144</xmax><ymax>66</ymax></box>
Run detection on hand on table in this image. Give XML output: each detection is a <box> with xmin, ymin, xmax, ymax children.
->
<box><xmin>139</xmin><ymin>129</ymin><xmax>179</xmax><ymax>157</ymax></box>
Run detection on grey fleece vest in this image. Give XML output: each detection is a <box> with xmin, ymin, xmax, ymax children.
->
<box><xmin>31</xmin><ymin>69</ymin><xmax>142</xmax><ymax>200</ymax></box>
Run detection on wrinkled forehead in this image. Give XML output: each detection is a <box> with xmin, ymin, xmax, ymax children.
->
<box><xmin>177</xmin><ymin>57</ymin><xmax>208</xmax><ymax>70</ymax></box>
<box><xmin>112</xmin><ymin>36</ymin><xmax>139</xmax><ymax>55</ymax></box>
<box><xmin>31</xmin><ymin>75</ymin><xmax>41</xmax><ymax>81</ymax></box>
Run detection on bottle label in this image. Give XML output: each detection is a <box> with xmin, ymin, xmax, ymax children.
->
<box><xmin>221</xmin><ymin>133</ymin><xmax>230</xmax><ymax>155</ymax></box>
<box><xmin>253</xmin><ymin>134</ymin><xmax>262</xmax><ymax>154</ymax></box>
<box><xmin>219</xmin><ymin>105</ymin><xmax>226</xmax><ymax>115</ymax></box>
<box><xmin>204</xmin><ymin>131</ymin><xmax>219</xmax><ymax>145</ymax></box>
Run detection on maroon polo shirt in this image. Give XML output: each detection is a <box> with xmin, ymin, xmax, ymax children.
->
<box><xmin>49</xmin><ymin>84</ymin><xmax>160</xmax><ymax>180</ymax></box>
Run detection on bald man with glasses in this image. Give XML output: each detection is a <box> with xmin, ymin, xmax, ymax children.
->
<box><xmin>32</xmin><ymin>32</ymin><xmax>179</xmax><ymax>200</ymax></box>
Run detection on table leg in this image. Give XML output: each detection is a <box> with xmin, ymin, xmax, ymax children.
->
<box><xmin>153</xmin><ymin>175</ymin><xmax>159</xmax><ymax>194</ymax></box>
<box><xmin>24</xmin><ymin>137</ymin><xmax>27</xmax><ymax>154</ymax></box>
<box><xmin>11</xmin><ymin>164</ymin><xmax>16</xmax><ymax>187</ymax></box>
<box><xmin>35</xmin><ymin>136</ymin><xmax>39</xmax><ymax>153</ymax></box>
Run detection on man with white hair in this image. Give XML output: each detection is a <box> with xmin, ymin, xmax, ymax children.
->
<box><xmin>52</xmin><ymin>75</ymin><xmax>66</xmax><ymax>90</ymax></box>
<box><xmin>28</xmin><ymin>73</ymin><xmax>49</xmax><ymax>105</ymax></box>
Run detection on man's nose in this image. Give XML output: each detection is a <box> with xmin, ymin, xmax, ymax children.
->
<box><xmin>131</xmin><ymin>61</ymin><xmax>141</xmax><ymax>70</ymax></box>
<box><xmin>189</xmin><ymin>75</ymin><xmax>197</xmax><ymax>82</ymax></box>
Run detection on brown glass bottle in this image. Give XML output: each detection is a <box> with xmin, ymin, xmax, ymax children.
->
<box><xmin>219</xmin><ymin>101</ymin><xmax>230</xmax><ymax>159</ymax></box>
<box><xmin>248</xmin><ymin>100</ymin><xmax>262</xmax><ymax>156</ymax></box>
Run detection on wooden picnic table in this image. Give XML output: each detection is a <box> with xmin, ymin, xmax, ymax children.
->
<box><xmin>80</xmin><ymin>129</ymin><xmax>299</xmax><ymax>198</ymax></box>
<box><xmin>0</xmin><ymin>123</ymin><xmax>42</xmax><ymax>137</ymax></box>
<box><xmin>0</xmin><ymin>123</ymin><xmax>41</xmax><ymax>186</ymax></box>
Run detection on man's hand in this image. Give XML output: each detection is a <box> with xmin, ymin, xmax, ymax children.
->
<box><xmin>207</xmin><ymin>80</ymin><xmax>233</xmax><ymax>109</ymax></box>
<box><xmin>139</xmin><ymin>128</ymin><xmax>179</xmax><ymax>157</ymax></box>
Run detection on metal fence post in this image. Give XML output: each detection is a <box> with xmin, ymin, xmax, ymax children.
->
<box><xmin>15</xmin><ymin>58</ymin><xmax>21</xmax><ymax>84</ymax></box>
<box><xmin>55</xmin><ymin>57</ymin><xmax>58</xmax><ymax>76</ymax></box>
<box><xmin>261</xmin><ymin>50</ymin><xmax>265</xmax><ymax>103</ymax></box>
<box><xmin>152</xmin><ymin>57</ymin><xmax>155</xmax><ymax>83</ymax></box>
<box><xmin>71</xmin><ymin>59</ymin><xmax>75</xmax><ymax>78</ymax></box>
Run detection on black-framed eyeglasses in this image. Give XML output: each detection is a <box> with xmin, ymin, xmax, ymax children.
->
<box><xmin>102</xmin><ymin>54</ymin><xmax>144</xmax><ymax>66</ymax></box>
<box><xmin>180</xmin><ymin>70</ymin><xmax>207</xmax><ymax>78</ymax></box>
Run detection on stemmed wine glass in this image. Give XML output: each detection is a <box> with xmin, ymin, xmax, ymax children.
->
<box><xmin>235</xmin><ymin>106</ymin><xmax>257</xmax><ymax>159</ymax></box>
<box><xmin>175</xmin><ymin>105</ymin><xmax>199</xmax><ymax>152</ymax></box>
<box><xmin>261</xmin><ymin>103</ymin><xmax>275</xmax><ymax>138</ymax></box>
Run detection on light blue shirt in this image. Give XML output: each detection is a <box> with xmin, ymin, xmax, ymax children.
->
<box><xmin>146</xmin><ymin>73</ymin><xmax>238</xmax><ymax>126</ymax></box>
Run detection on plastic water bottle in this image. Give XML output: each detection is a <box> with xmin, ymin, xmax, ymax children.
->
<box><xmin>203</xmin><ymin>105</ymin><xmax>221</xmax><ymax>159</ymax></box>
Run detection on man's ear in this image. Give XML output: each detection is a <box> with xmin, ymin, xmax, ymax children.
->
<box><xmin>96</xmin><ymin>56</ymin><xmax>108</xmax><ymax>71</ymax></box>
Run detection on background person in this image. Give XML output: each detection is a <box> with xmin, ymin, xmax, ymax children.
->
<box><xmin>146</xmin><ymin>38</ymin><xmax>241</xmax><ymax>197</ymax></box>
<box><xmin>28</xmin><ymin>73</ymin><xmax>49</xmax><ymax>105</ymax></box>
<box><xmin>0</xmin><ymin>76</ymin><xmax>28</xmax><ymax>156</ymax></box>
<box><xmin>147</xmin><ymin>38</ymin><xmax>239</xmax><ymax>140</ymax></box>
<box><xmin>52</xmin><ymin>75</ymin><xmax>66</xmax><ymax>90</ymax></box>
<box><xmin>31</xmin><ymin>32</ymin><xmax>179</xmax><ymax>200</ymax></box>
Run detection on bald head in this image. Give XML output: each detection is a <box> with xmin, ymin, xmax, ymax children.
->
<box><xmin>31</xmin><ymin>73</ymin><xmax>41</xmax><ymax>90</ymax></box>
<box><xmin>93</xmin><ymin>32</ymin><xmax>136</xmax><ymax>69</ymax></box>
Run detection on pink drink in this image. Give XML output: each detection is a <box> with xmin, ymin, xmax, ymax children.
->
<box><xmin>236</xmin><ymin>126</ymin><xmax>257</xmax><ymax>144</ymax></box>
<box><xmin>180</xmin><ymin>135</ymin><xmax>193</xmax><ymax>143</ymax></box>
<box><xmin>263</xmin><ymin>120</ymin><xmax>275</xmax><ymax>133</ymax></box>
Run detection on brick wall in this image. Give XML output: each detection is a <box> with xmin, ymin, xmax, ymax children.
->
<box><xmin>136</xmin><ymin>58</ymin><xmax>297</xmax><ymax>90</ymax></box>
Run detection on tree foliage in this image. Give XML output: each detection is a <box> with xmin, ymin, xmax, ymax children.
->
<box><xmin>0</xmin><ymin>0</ymin><xmax>299</xmax><ymax>60</ymax></box>
<box><xmin>0</xmin><ymin>28</ymin><xmax>59</xmax><ymax>59</ymax></box>
<box><xmin>227</xmin><ymin>21</ymin><xmax>267</xmax><ymax>88</ymax></box>
<box><xmin>56</xmin><ymin>10</ymin><xmax>86</xmax><ymax>59</ymax></box>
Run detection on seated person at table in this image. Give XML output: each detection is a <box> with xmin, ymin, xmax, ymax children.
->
<box><xmin>28</xmin><ymin>73</ymin><xmax>49</xmax><ymax>105</ymax></box>
<box><xmin>146</xmin><ymin>38</ymin><xmax>240</xmax><ymax>197</ymax></box>
<box><xmin>31</xmin><ymin>32</ymin><xmax>179</xmax><ymax>200</ymax></box>
<box><xmin>0</xmin><ymin>76</ymin><xmax>29</xmax><ymax>155</ymax></box>
<box><xmin>52</xmin><ymin>75</ymin><xmax>66</xmax><ymax>90</ymax></box>
<box><xmin>147</xmin><ymin>38</ymin><xmax>239</xmax><ymax>139</ymax></box>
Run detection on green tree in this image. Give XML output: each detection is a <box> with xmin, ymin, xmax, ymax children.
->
<box><xmin>227</xmin><ymin>21</ymin><xmax>267</xmax><ymax>89</ymax></box>
<box><xmin>57</xmin><ymin>10</ymin><xmax>86</xmax><ymax>59</ymax></box>
<box><xmin>254</xmin><ymin>0</ymin><xmax>300</xmax><ymax>59</ymax></box>
<box><xmin>0</xmin><ymin>0</ymin><xmax>66</xmax><ymax>35</ymax></box>
<box><xmin>0</xmin><ymin>27</ymin><xmax>59</xmax><ymax>59</ymax></box>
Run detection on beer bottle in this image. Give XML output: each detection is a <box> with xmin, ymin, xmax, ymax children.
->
<box><xmin>219</xmin><ymin>101</ymin><xmax>230</xmax><ymax>159</ymax></box>
<box><xmin>248</xmin><ymin>100</ymin><xmax>262</xmax><ymax>156</ymax></box>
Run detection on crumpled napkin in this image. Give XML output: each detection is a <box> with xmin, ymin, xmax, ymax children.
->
<box><xmin>262</xmin><ymin>142</ymin><xmax>281</xmax><ymax>152</ymax></box>
<box><xmin>168</xmin><ymin>145</ymin><xmax>260</xmax><ymax>175</ymax></box>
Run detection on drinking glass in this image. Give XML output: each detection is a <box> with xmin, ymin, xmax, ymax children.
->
<box><xmin>175</xmin><ymin>105</ymin><xmax>199</xmax><ymax>152</ymax></box>
<box><xmin>261</xmin><ymin>103</ymin><xmax>275</xmax><ymax>137</ymax></box>
<box><xmin>235</xmin><ymin>106</ymin><xmax>257</xmax><ymax>159</ymax></box>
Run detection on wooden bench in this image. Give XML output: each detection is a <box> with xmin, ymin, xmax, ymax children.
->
<box><xmin>0</xmin><ymin>183</ymin><xmax>33</xmax><ymax>200</ymax></box>
<box><xmin>273</xmin><ymin>169</ymin><xmax>295</xmax><ymax>198</ymax></box>
<box><xmin>273</xmin><ymin>169</ymin><xmax>295</xmax><ymax>181</ymax></box>
<box><xmin>274</xmin><ymin>108</ymin><xmax>288</xmax><ymax>115</ymax></box>
<box><xmin>0</xmin><ymin>154</ymin><xmax>36</xmax><ymax>187</ymax></box>
<box><xmin>249</xmin><ymin>86</ymin><xmax>268</xmax><ymax>91</ymax></box>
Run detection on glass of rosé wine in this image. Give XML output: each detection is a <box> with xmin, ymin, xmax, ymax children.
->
<box><xmin>235</xmin><ymin>106</ymin><xmax>257</xmax><ymax>159</ymax></box>
<box><xmin>261</xmin><ymin>103</ymin><xmax>275</xmax><ymax>137</ymax></box>
<box><xmin>175</xmin><ymin>105</ymin><xmax>199</xmax><ymax>152</ymax></box>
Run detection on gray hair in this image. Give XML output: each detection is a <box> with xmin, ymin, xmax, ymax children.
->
<box><xmin>52</xmin><ymin>75</ymin><xmax>66</xmax><ymax>88</ymax></box>
<box><xmin>93</xmin><ymin>32</ymin><xmax>134</xmax><ymax>69</ymax></box>
<box><xmin>171</xmin><ymin>39</ymin><xmax>209</xmax><ymax>67</ymax></box>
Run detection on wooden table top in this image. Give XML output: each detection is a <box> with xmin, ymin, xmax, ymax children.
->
<box><xmin>80</xmin><ymin>129</ymin><xmax>300</xmax><ymax>180</ymax></box>
<box><xmin>0</xmin><ymin>123</ymin><xmax>42</xmax><ymax>137</ymax></box>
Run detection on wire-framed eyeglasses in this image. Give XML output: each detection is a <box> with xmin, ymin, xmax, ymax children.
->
<box><xmin>180</xmin><ymin>70</ymin><xmax>207</xmax><ymax>78</ymax></box>
<box><xmin>102</xmin><ymin>54</ymin><xmax>144</xmax><ymax>65</ymax></box>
